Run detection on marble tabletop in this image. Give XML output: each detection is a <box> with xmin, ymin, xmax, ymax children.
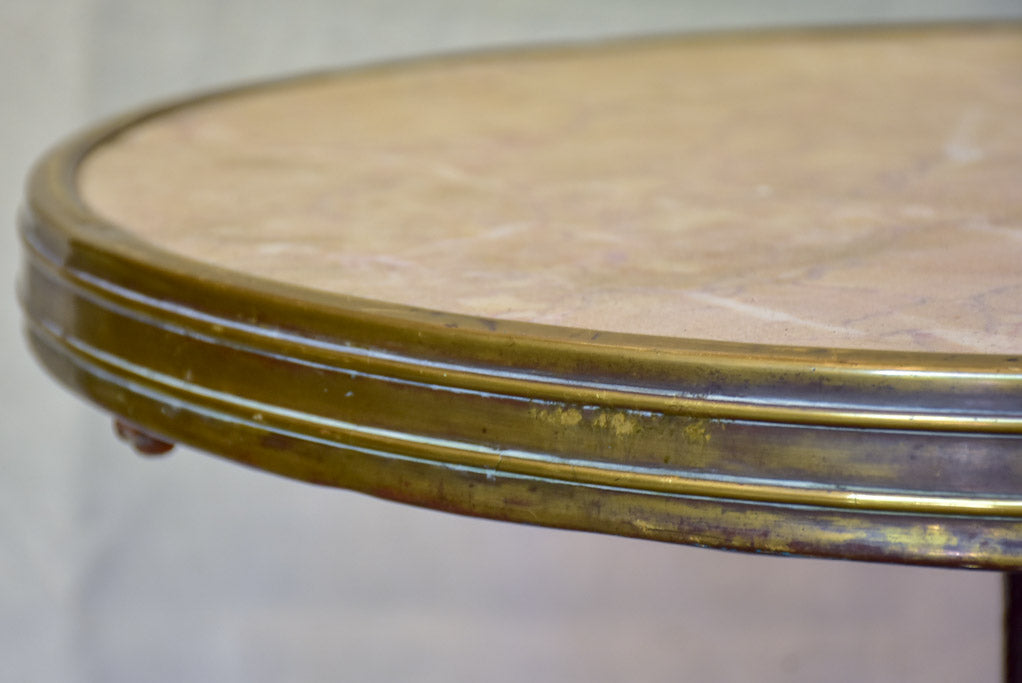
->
<box><xmin>80</xmin><ymin>25</ymin><xmax>1022</xmax><ymax>354</ymax></box>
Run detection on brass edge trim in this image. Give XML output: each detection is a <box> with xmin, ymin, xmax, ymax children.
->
<box><xmin>26</xmin><ymin>308</ymin><xmax>1022</xmax><ymax>519</ymax></box>
<box><xmin>22</xmin><ymin>221</ymin><xmax>1022</xmax><ymax>435</ymax></box>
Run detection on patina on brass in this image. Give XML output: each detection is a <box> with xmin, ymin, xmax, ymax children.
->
<box><xmin>18</xmin><ymin>24</ymin><xmax>1022</xmax><ymax>569</ymax></box>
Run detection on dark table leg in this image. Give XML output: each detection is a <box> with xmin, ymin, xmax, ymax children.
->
<box><xmin>1006</xmin><ymin>573</ymin><xmax>1022</xmax><ymax>682</ymax></box>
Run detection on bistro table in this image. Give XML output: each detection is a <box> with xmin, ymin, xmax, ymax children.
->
<box><xmin>18</xmin><ymin>23</ymin><xmax>1022</xmax><ymax>679</ymax></box>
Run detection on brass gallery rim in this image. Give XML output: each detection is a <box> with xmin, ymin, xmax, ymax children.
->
<box><xmin>19</xmin><ymin>24</ymin><xmax>1022</xmax><ymax>568</ymax></box>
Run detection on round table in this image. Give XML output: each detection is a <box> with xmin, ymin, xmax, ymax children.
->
<box><xmin>18</xmin><ymin>22</ymin><xmax>1022</xmax><ymax>677</ymax></box>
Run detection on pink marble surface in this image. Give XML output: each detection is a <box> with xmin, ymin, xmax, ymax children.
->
<box><xmin>81</xmin><ymin>26</ymin><xmax>1022</xmax><ymax>353</ymax></box>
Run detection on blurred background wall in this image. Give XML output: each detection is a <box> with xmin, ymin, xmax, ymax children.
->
<box><xmin>3</xmin><ymin>2</ymin><xmax>1021</xmax><ymax>681</ymax></box>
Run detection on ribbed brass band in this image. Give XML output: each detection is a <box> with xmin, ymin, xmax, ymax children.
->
<box><xmin>24</xmin><ymin>310</ymin><xmax>1022</xmax><ymax>519</ymax></box>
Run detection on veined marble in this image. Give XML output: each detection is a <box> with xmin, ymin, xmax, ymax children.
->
<box><xmin>81</xmin><ymin>26</ymin><xmax>1022</xmax><ymax>353</ymax></box>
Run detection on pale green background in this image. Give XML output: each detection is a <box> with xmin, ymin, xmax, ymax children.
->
<box><xmin>4</xmin><ymin>2</ymin><xmax>1021</xmax><ymax>681</ymax></box>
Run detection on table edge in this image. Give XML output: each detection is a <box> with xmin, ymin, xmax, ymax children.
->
<box><xmin>19</xmin><ymin>25</ymin><xmax>1022</xmax><ymax>569</ymax></box>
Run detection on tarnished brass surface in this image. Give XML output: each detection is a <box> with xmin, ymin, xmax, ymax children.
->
<box><xmin>18</xmin><ymin>24</ymin><xmax>1022</xmax><ymax>568</ymax></box>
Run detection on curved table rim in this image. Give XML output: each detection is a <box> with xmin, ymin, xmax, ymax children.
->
<box><xmin>18</xmin><ymin>25</ymin><xmax>1022</xmax><ymax>569</ymax></box>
